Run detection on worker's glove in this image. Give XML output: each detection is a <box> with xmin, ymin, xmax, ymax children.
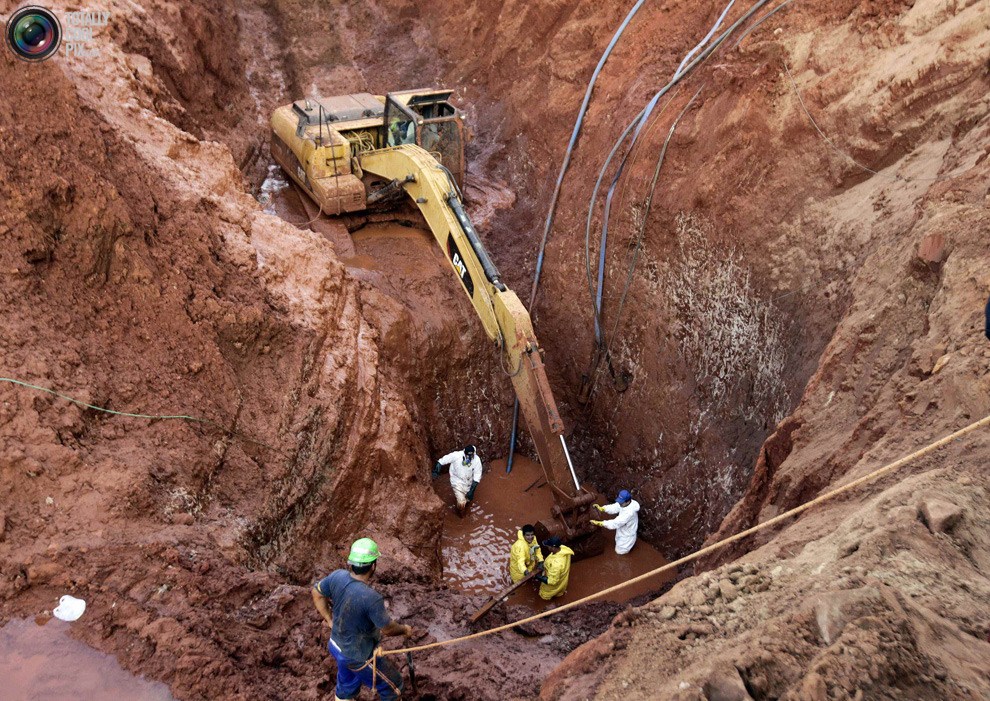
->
<box><xmin>466</xmin><ymin>481</ymin><xmax>479</xmax><ymax>501</ymax></box>
<box><xmin>431</xmin><ymin>462</ymin><xmax>442</xmax><ymax>479</ymax></box>
<box><xmin>592</xmin><ymin>503</ymin><xmax>605</xmax><ymax>513</ymax></box>
<box><xmin>591</xmin><ymin>520</ymin><xmax>605</xmax><ymax>527</ymax></box>
<box><xmin>535</xmin><ymin>575</ymin><xmax>549</xmax><ymax>585</ymax></box>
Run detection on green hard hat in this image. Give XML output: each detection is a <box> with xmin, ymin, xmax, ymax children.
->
<box><xmin>348</xmin><ymin>537</ymin><xmax>380</xmax><ymax>565</ymax></box>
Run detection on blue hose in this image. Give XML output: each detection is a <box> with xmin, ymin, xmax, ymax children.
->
<box><xmin>512</xmin><ymin>0</ymin><xmax>651</xmax><ymax>466</ymax></box>
<box><xmin>528</xmin><ymin>0</ymin><xmax>650</xmax><ymax>311</ymax></box>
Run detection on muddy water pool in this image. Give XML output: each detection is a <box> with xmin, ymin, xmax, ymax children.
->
<box><xmin>0</xmin><ymin>617</ymin><xmax>175</xmax><ymax>700</ymax></box>
<box><xmin>439</xmin><ymin>454</ymin><xmax>673</xmax><ymax>612</ymax></box>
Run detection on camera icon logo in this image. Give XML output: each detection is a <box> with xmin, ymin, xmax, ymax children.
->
<box><xmin>6</xmin><ymin>6</ymin><xmax>62</xmax><ymax>62</ymax></box>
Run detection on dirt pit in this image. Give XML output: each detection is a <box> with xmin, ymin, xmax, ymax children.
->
<box><xmin>3</xmin><ymin>0</ymin><xmax>989</xmax><ymax>698</ymax></box>
<box><xmin>1</xmin><ymin>618</ymin><xmax>175</xmax><ymax>701</ymax></box>
<box><xmin>440</xmin><ymin>455</ymin><xmax>672</xmax><ymax>611</ymax></box>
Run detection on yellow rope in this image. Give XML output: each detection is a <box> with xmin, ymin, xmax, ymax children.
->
<box><xmin>371</xmin><ymin>646</ymin><xmax>379</xmax><ymax>688</ymax></box>
<box><xmin>381</xmin><ymin>413</ymin><xmax>990</xmax><ymax>656</ymax></box>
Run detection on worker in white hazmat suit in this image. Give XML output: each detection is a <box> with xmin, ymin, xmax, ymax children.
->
<box><xmin>591</xmin><ymin>489</ymin><xmax>640</xmax><ymax>554</ymax></box>
<box><xmin>432</xmin><ymin>444</ymin><xmax>482</xmax><ymax>517</ymax></box>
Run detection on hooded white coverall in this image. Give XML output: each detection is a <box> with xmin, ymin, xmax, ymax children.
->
<box><xmin>601</xmin><ymin>499</ymin><xmax>640</xmax><ymax>554</ymax></box>
<box><xmin>439</xmin><ymin>450</ymin><xmax>482</xmax><ymax>507</ymax></box>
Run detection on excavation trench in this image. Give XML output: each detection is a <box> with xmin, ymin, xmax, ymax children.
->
<box><xmin>16</xmin><ymin>0</ymin><xmax>983</xmax><ymax>697</ymax></box>
<box><xmin>440</xmin><ymin>455</ymin><xmax>672</xmax><ymax>610</ymax></box>
<box><xmin>245</xmin><ymin>0</ymin><xmax>807</xmax><ymax>580</ymax></box>
<box><xmin>263</xmin><ymin>167</ymin><xmax>673</xmax><ymax>612</ymax></box>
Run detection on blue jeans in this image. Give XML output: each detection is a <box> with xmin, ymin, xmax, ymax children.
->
<box><xmin>328</xmin><ymin>639</ymin><xmax>403</xmax><ymax>700</ymax></box>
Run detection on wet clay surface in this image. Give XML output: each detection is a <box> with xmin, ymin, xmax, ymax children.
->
<box><xmin>348</xmin><ymin>223</ymin><xmax>449</xmax><ymax>291</ymax></box>
<box><xmin>440</xmin><ymin>455</ymin><xmax>672</xmax><ymax>609</ymax></box>
<box><xmin>0</xmin><ymin>618</ymin><xmax>175</xmax><ymax>701</ymax></box>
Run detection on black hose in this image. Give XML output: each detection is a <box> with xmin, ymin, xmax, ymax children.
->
<box><xmin>506</xmin><ymin>400</ymin><xmax>520</xmax><ymax>473</ymax></box>
<box><xmin>588</xmin><ymin>0</ymin><xmax>779</xmax><ymax>347</ymax></box>
<box><xmin>530</xmin><ymin>0</ymin><xmax>652</xmax><ymax>312</ymax></box>
<box><xmin>446</xmin><ymin>192</ymin><xmax>506</xmax><ymax>292</ymax></box>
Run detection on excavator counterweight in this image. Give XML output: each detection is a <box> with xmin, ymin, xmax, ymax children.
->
<box><xmin>270</xmin><ymin>89</ymin><xmax>603</xmax><ymax>556</ymax></box>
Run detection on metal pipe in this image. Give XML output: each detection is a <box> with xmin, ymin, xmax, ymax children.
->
<box><xmin>506</xmin><ymin>401</ymin><xmax>520</xmax><ymax>473</ymax></box>
<box><xmin>559</xmin><ymin>435</ymin><xmax>580</xmax><ymax>492</ymax></box>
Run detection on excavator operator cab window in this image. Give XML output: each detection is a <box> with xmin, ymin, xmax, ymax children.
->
<box><xmin>384</xmin><ymin>91</ymin><xmax>465</xmax><ymax>188</ymax></box>
<box><xmin>385</xmin><ymin>96</ymin><xmax>418</xmax><ymax>148</ymax></box>
<box><xmin>387</xmin><ymin>117</ymin><xmax>416</xmax><ymax>147</ymax></box>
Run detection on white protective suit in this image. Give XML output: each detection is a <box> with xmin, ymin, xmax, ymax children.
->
<box><xmin>601</xmin><ymin>499</ymin><xmax>640</xmax><ymax>554</ymax></box>
<box><xmin>439</xmin><ymin>450</ymin><xmax>482</xmax><ymax>507</ymax></box>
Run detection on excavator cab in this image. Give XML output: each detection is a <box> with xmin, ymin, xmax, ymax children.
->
<box><xmin>384</xmin><ymin>89</ymin><xmax>466</xmax><ymax>188</ymax></box>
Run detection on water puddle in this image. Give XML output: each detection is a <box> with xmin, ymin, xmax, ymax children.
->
<box><xmin>258</xmin><ymin>163</ymin><xmax>290</xmax><ymax>215</ymax></box>
<box><xmin>0</xmin><ymin>617</ymin><xmax>175</xmax><ymax>701</ymax></box>
<box><xmin>440</xmin><ymin>455</ymin><xmax>673</xmax><ymax>611</ymax></box>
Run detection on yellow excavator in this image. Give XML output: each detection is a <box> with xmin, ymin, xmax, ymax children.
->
<box><xmin>270</xmin><ymin>89</ymin><xmax>601</xmax><ymax>554</ymax></box>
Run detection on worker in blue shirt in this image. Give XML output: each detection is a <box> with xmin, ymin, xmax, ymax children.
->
<box><xmin>312</xmin><ymin>538</ymin><xmax>413</xmax><ymax>701</ymax></box>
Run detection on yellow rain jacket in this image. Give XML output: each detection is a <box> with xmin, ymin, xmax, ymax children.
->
<box><xmin>509</xmin><ymin>530</ymin><xmax>544</xmax><ymax>583</ymax></box>
<box><xmin>539</xmin><ymin>545</ymin><xmax>575</xmax><ymax>600</ymax></box>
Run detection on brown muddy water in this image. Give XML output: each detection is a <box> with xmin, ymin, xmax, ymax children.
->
<box><xmin>438</xmin><ymin>455</ymin><xmax>672</xmax><ymax>612</ymax></box>
<box><xmin>0</xmin><ymin>617</ymin><xmax>175</xmax><ymax>700</ymax></box>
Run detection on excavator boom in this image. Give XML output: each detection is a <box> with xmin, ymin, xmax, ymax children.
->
<box><xmin>358</xmin><ymin>146</ymin><xmax>599</xmax><ymax>546</ymax></box>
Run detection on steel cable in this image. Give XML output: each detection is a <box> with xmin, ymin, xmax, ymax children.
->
<box><xmin>0</xmin><ymin>376</ymin><xmax>283</xmax><ymax>452</ymax></box>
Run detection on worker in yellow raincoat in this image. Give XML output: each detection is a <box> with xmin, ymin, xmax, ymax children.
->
<box><xmin>509</xmin><ymin>524</ymin><xmax>544</xmax><ymax>583</ymax></box>
<box><xmin>536</xmin><ymin>537</ymin><xmax>574</xmax><ymax>600</ymax></box>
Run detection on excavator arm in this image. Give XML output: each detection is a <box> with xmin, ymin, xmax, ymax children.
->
<box><xmin>358</xmin><ymin>145</ymin><xmax>599</xmax><ymax>546</ymax></box>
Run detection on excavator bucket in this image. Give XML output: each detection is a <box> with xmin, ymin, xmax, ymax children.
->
<box><xmin>536</xmin><ymin>521</ymin><xmax>606</xmax><ymax>561</ymax></box>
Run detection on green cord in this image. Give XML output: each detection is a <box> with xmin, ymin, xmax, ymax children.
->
<box><xmin>0</xmin><ymin>376</ymin><xmax>287</xmax><ymax>454</ymax></box>
<box><xmin>0</xmin><ymin>377</ymin><xmax>208</xmax><ymax>422</ymax></box>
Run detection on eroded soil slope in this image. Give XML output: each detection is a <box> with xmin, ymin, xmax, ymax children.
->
<box><xmin>409</xmin><ymin>0</ymin><xmax>990</xmax><ymax>561</ymax></box>
<box><xmin>532</xmin><ymin>0</ymin><xmax>990</xmax><ymax>697</ymax></box>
